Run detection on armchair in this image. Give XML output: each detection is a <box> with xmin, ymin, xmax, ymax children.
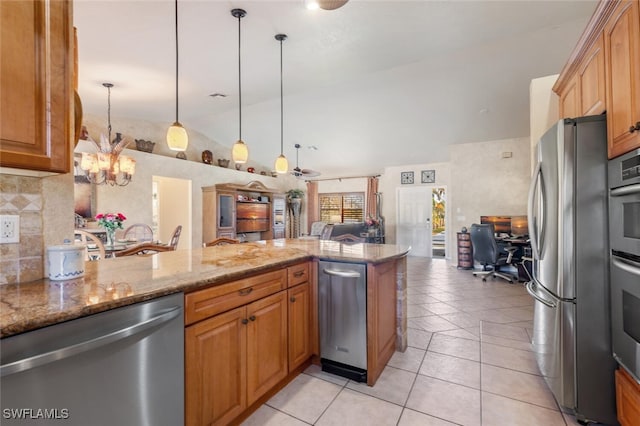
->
<box><xmin>469</xmin><ymin>223</ymin><xmax>517</xmax><ymax>283</ymax></box>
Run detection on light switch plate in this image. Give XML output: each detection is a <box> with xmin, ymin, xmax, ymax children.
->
<box><xmin>0</xmin><ymin>215</ymin><xmax>20</xmax><ymax>243</ymax></box>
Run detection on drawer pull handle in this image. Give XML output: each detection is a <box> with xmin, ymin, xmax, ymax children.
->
<box><xmin>294</xmin><ymin>271</ymin><xmax>305</xmax><ymax>277</ymax></box>
<box><xmin>239</xmin><ymin>287</ymin><xmax>253</xmax><ymax>296</ymax></box>
<box><xmin>241</xmin><ymin>318</ymin><xmax>249</xmax><ymax>325</ymax></box>
<box><xmin>249</xmin><ymin>315</ymin><xmax>256</xmax><ymax>322</ymax></box>
<box><xmin>290</xmin><ymin>296</ymin><xmax>296</xmax><ymax>303</ymax></box>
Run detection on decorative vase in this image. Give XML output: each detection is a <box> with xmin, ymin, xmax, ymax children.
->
<box><xmin>289</xmin><ymin>198</ymin><xmax>302</xmax><ymax>238</ymax></box>
<box><xmin>106</xmin><ymin>228</ymin><xmax>116</xmax><ymax>247</ymax></box>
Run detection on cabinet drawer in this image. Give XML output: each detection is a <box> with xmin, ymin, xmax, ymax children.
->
<box><xmin>288</xmin><ymin>262</ymin><xmax>309</xmax><ymax>287</ymax></box>
<box><xmin>185</xmin><ymin>270</ymin><xmax>286</xmax><ymax>325</ymax></box>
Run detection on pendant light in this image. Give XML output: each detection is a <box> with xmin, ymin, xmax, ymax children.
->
<box><xmin>166</xmin><ymin>0</ymin><xmax>188</xmax><ymax>151</ymax></box>
<box><xmin>274</xmin><ymin>34</ymin><xmax>289</xmax><ymax>174</ymax></box>
<box><xmin>231</xmin><ymin>8</ymin><xmax>248</xmax><ymax>163</ymax></box>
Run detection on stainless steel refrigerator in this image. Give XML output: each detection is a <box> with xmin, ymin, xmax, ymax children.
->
<box><xmin>526</xmin><ymin>115</ymin><xmax>617</xmax><ymax>425</ymax></box>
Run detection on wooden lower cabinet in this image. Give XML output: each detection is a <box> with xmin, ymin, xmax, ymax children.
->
<box><xmin>616</xmin><ymin>367</ymin><xmax>640</xmax><ymax>426</ymax></box>
<box><xmin>185</xmin><ymin>307</ymin><xmax>247</xmax><ymax>426</ymax></box>
<box><xmin>366</xmin><ymin>260</ymin><xmax>397</xmax><ymax>386</ymax></box>
<box><xmin>185</xmin><ymin>291</ymin><xmax>288</xmax><ymax>426</ymax></box>
<box><xmin>288</xmin><ymin>282</ymin><xmax>311</xmax><ymax>371</ymax></box>
<box><xmin>246</xmin><ymin>291</ymin><xmax>288</xmax><ymax>405</ymax></box>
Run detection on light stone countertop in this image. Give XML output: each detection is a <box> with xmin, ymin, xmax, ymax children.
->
<box><xmin>0</xmin><ymin>239</ymin><xmax>409</xmax><ymax>338</ymax></box>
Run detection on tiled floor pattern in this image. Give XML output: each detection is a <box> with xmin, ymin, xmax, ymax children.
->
<box><xmin>242</xmin><ymin>258</ymin><xmax>580</xmax><ymax>426</ymax></box>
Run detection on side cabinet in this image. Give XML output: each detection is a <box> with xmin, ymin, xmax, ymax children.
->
<box><xmin>0</xmin><ymin>0</ymin><xmax>73</xmax><ymax>173</ymax></box>
<box><xmin>366</xmin><ymin>260</ymin><xmax>397</xmax><ymax>386</ymax></box>
<box><xmin>615</xmin><ymin>367</ymin><xmax>640</xmax><ymax>426</ymax></box>
<box><xmin>202</xmin><ymin>187</ymin><xmax>236</xmax><ymax>243</ymax></box>
<box><xmin>457</xmin><ymin>232</ymin><xmax>473</xmax><ymax>269</ymax></box>
<box><xmin>287</xmin><ymin>262</ymin><xmax>312</xmax><ymax>371</ymax></box>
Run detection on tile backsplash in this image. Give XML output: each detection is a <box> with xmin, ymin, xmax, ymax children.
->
<box><xmin>0</xmin><ymin>175</ymin><xmax>44</xmax><ymax>284</ymax></box>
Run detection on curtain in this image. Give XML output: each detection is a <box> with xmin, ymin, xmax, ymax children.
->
<box><xmin>366</xmin><ymin>176</ymin><xmax>378</xmax><ymax>219</ymax></box>
<box><xmin>306</xmin><ymin>181</ymin><xmax>319</xmax><ymax>231</ymax></box>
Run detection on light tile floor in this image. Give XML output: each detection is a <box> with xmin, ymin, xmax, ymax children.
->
<box><xmin>242</xmin><ymin>258</ymin><xmax>581</xmax><ymax>426</ymax></box>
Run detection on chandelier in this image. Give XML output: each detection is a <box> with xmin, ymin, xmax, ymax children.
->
<box><xmin>79</xmin><ymin>83</ymin><xmax>136</xmax><ymax>186</ymax></box>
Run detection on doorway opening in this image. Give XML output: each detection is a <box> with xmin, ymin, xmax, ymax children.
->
<box><xmin>432</xmin><ymin>187</ymin><xmax>446</xmax><ymax>258</ymax></box>
<box><xmin>152</xmin><ymin>176</ymin><xmax>192</xmax><ymax>250</ymax></box>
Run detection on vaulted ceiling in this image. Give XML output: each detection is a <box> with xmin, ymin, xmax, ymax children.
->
<box><xmin>75</xmin><ymin>0</ymin><xmax>597</xmax><ymax>178</ymax></box>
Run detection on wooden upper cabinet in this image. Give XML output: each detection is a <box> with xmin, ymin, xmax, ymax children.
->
<box><xmin>0</xmin><ymin>0</ymin><xmax>73</xmax><ymax>173</ymax></box>
<box><xmin>559</xmin><ymin>74</ymin><xmax>580</xmax><ymax>119</ymax></box>
<box><xmin>604</xmin><ymin>0</ymin><xmax>640</xmax><ymax>158</ymax></box>
<box><xmin>580</xmin><ymin>33</ymin><xmax>606</xmax><ymax>116</ymax></box>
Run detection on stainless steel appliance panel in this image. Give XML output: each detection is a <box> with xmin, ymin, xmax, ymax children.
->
<box><xmin>611</xmin><ymin>256</ymin><xmax>640</xmax><ymax>382</ymax></box>
<box><xmin>609</xmin><ymin>148</ymin><xmax>640</xmax><ymax>256</ymax></box>
<box><xmin>0</xmin><ymin>293</ymin><xmax>184</xmax><ymax>426</ymax></box>
<box><xmin>526</xmin><ymin>280</ymin><xmax>575</xmax><ymax>405</ymax></box>
<box><xmin>527</xmin><ymin>116</ymin><xmax>616</xmax><ymax>425</ymax></box>
<box><xmin>318</xmin><ymin>261</ymin><xmax>367</xmax><ymax>370</ymax></box>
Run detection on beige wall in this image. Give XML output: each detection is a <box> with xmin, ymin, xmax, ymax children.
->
<box><xmin>530</xmin><ymin>74</ymin><xmax>559</xmax><ymax>171</ymax></box>
<box><xmin>449</xmin><ymin>137</ymin><xmax>531</xmax><ymax>261</ymax></box>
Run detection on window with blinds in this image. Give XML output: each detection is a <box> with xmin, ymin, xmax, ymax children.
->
<box><xmin>319</xmin><ymin>193</ymin><xmax>364</xmax><ymax>223</ymax></box>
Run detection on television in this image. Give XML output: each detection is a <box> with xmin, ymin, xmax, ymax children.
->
<box><xmin>510</xmin><ymin>216</ymin><xmax>529</xmax><ymax>237</ymax></box>
<box><xmin>480</xmin><ymin>216</ymin><xmax>511</xmax><ymax>234</ymax></box>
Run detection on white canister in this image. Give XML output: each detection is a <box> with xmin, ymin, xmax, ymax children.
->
<box><xmin>47</xmin><ymin>244</ymin><xmax>85</xmax><ymax>281</ymax></box>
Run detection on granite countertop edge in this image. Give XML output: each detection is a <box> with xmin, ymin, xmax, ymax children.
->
<box><xmin>1</xmin><ymin>239</ymin><xmax>409</xmax><ymax>338</ymax></box>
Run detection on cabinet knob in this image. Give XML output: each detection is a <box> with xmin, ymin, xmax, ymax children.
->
<box><xmin>630</xmin><ymin>122</ymin><xmax>640</xmax><ymax>133</ymax></box>
<box><xmin>249</xmin><ymin>315</ymin><xmax>256</xmax><ymax>322</ymax></box>
<box><xmin>241</xmin><ymin>318</ymin><xmax>249</xmax><ymax>325</ymax></box>
<box><xmin>290</xmin><ymin>296</ymin><xmax>296</xmax><ymax>303</ymax></box>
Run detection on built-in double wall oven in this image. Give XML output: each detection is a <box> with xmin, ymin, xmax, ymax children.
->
<box><xmin>609</xmin><ymin>148</ymin><xmax>640</xmax><ymax>383</ymax></box>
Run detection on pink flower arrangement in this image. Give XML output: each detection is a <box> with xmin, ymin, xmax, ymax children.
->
<box><xmin>96</xmin><ymin>212</ymin><xmax>126</xmax><ymax>231</ymax></box>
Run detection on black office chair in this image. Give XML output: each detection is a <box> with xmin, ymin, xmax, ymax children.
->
<box><xmin>469</xmin><ymin>223</ymin><xmax>517</xmax><ymax>283</ymax></box>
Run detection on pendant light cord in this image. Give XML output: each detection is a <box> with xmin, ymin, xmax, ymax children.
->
<box><xmin>174</xmin><ymin>0</ymin><xmax>179</xmax><ymax>123</ymax></box>
<box><xmin>280</xmin><ymin>38</ymin><xmax>284</xmax><ymax>156</ymax></box>
<box><xmin>106</xmin><ymin>84</ymin><xmax>112</xmax><ymax>144</ymax></box>
<box><xmin>237</xmin><ymin>13</ymin><xmax>242</xmax><ymax>141</ymax></box>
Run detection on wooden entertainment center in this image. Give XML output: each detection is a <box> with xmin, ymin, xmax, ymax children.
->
<box><xmin>202</xmin><ymin>181</ymin><xmax>286</xmax><ymax>243</ymax></box>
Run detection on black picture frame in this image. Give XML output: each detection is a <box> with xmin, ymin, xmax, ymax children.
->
<box><xmin>421</xmin><ymin>169</ymin><xmax>435</xmax><ymax>183</ymax></box>
<box><xmin>401</xmin><ymin>171</ymin><xmax>414</xmax><ymax>184</ymax></box>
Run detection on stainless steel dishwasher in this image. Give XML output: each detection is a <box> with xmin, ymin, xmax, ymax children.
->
<box><xmin>318</xmin><ymin>261</ymin><xmax>367</xmax><ymax>382</ymax></box>
<box><xmin>0</xmin><ymin>293</ymin><xmax>184</xmax><ymax>426</ymax></box>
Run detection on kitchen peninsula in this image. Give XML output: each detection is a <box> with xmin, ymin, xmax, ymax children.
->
<box><xmin>0</xmin><ymin>239</ymin><xmax>409</xmax><ymax>425</ymax></box>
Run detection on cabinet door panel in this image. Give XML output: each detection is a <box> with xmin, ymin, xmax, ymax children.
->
<box><xmin>604</xmin><ymin>0</ymin><xmax>640</xmax><ymax>158</ymax></box>
<box><xmin>246</xmin><ymin>291</ymin><xmax>288</xmax><ymax>405</ymax></box>
<box><xmin>0</xmin><ymin>0</ymin><xmax>71</xmax><ymax>173</ymax></box>
<box><xmin>185</xmin><ymin>307</ymin><xmax>247</xmax><ymax>426</ymax></box>
<box><xmin>579</xmin><ymin>34</ymin><xmax>606</xmax><ymax>116</ymax></box>
<box><xmin>288</xmin><ymin>282</ymin><xmax>311</xmax><ymax>371</ymax></box>
<box><xmin>559</xmin><ymin>74</ymin><xmax>579</xmax><ymax>119</ymax></box>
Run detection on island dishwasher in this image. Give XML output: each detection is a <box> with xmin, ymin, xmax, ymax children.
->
<box><xmin>318</xmin><ymin>260</ymin><xmax>367</xmax><ymax>382</ymax></box>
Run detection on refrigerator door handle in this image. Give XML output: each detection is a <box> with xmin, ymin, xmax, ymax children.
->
<box><xmin>525</xmin><ymin>280</ymin><xmax>557</xmax><ymax>308</ymax></box>
<box><xmin>527</xmin><ymin>161</ymin><xmax>545</xmax><ymax>259</ymax></box>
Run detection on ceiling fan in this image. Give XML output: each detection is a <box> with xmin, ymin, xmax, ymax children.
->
<box><xmin>291</xmin><ymin>143</ymin><xmax>321</xmax><ymax>179</ymax></box>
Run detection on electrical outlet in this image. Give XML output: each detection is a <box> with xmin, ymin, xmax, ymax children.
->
<box><xmin>0</xmin><ymin>215</ymin><xmax>20</xmax><ymax>244</ymax></box>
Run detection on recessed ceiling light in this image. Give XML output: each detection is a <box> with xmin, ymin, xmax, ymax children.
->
<box><xmin>209</xmin><ymin>93</ymin><xmax>227</xmax><ymax>98</ymax></box>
